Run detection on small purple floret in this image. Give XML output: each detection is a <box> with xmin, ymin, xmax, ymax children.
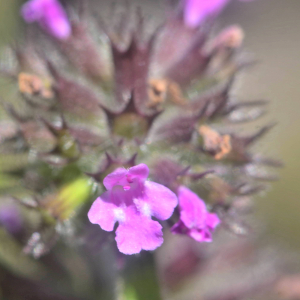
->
<box><xmin>171</xmin><ymin>186</ymin><xmax>220</xmax><ymax>242</ymax></box>
<box><xmin>0</xmin><ymin>204</ymin><xmax>23</xmax><ymax>234</ymax></box>
<box><xmin>184</xmin><ymin>0</ymin><xmax>254</xmax><ymax>28</ymax></box>
<box><xmin>88</xmin><ymin>164</ymin><xmax>178</xmax><ymax>255</ymax></box>
<box><xmin>21</xmin><ymin>0</ymin><xmax>71</xmax><ymax>40</ymax></box>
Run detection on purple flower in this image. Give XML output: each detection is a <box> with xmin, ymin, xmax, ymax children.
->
<box><xmin>21</xmin><ymin>0</ymin><xmax>71</xmax><ymax>40</ymax></box>
<box><xmin>0</xmin><ymin>204</ymin><xmax>23</xmax><ymax>234</ymax></box>
<box><xmin>171</xmin><ymin>186</ymin><xmax>220</xmax><ymax>242</ymax></box>
<box><xmin>88</xmin><ymin>164</ymin><xmax>178</xmax><ymax>255</ymax></box>
<box><xmin>184</xmin><ymin>0</ymin><xmax>253</xmax><ymax>28</ymax></box>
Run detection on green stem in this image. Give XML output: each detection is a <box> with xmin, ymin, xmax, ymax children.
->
<box><xmin>122</xmin><ymin>252</ymin><xmax>162</xmax><ymax>300</ymax></box>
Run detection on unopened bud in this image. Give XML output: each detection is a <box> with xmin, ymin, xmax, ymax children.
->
<box><xmin>211</xmin><ymin>26</ymin><xmax>245</xmax><ymax>51</ymax></box>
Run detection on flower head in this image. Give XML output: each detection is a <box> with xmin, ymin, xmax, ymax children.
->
<box><xmin>88</xmin><ymin>164</ymin><xmax>178</xmax><ymax>255</ymax></box>
<box><xmin>171</xmin><ymin>186</ymin><xmax>220</xmax><ymax>242</ymax></box>
<box><xmin>21</xmin><ymin>0</ymin><xmax>71</xmax><ymax>40</ymax></box>
<box><xmin>184</xmin><ymin>0</ymin><xmax>253</xmax><ymax>28</ymax></box>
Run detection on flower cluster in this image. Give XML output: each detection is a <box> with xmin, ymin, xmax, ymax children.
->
<box><xmin>0</xmin><ymin>0</ymin><xmax>278</xmax><ymax>264</ymax></box>
<box><xmin>0</xmin><ymin>0</ymin><xmax>285</xmax><ymax>298</ymax></box>
<box><xmin>88</xmin><ymin>164</ymin><xmax>220</xmax><ymax>254</ymax></box>
<box><xmin>89</xmin><ymin>164</ymin><xmax>177</xmax><ymax>255</ymax></box>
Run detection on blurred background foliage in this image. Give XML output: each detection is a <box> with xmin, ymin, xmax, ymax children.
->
<box><xmin>219</xmin><ymin>0</ymin><xmax>300</xmax><ymax>251</ymax></box>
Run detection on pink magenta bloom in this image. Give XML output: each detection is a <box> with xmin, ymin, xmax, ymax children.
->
<box><xmin>171</xmin><ymin>186</ymin><xmax>220</xmax><ymax>242</ymax></box>
<box><xmin>184</xmin><ymin>0</ymin><xmax>253</xmax><ymax>28</ymax></box>
<box><xmin>88</xmin><ymin>164</ymin><xmax>178</xmax><ymax>255</ymax></box>
<box><xmin>21</xmin><ymin>0</ymin><xmax>71</xmax><ymax>40</ymax></box>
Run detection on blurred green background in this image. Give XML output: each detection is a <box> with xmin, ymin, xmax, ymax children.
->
<box><xmin>221</xmin><ymin>0</ymin><xmax>300</xmax><ymax>251</ymax></box>
<box><xmin>0</xmin><ymin>0</ymin><xmax>300</xmax><ymax>252</ymax></box>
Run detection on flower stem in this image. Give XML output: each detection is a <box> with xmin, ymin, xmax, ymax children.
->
<box><xmin>122</xmin><ymin>252</ymin><xmax>162</xmax><ymax>300</ymax></box>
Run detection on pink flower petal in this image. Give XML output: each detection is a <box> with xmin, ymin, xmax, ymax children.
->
<box><xmin>184</xmin><ymin>0</ymin><xmax>229</xmax><ymax>28</ymax></box>
<box><xmin>172</xmin><ymin>186</ymin><xmax>220</xmax><ymax>243</ymax></box>
<box><xmin>41</xmin><ymin>2</ymin><xmax>71</xmax><ymax>39</ymax></box>
<box><xmin>188</xmin><ymin>229</ymin><xmax>205</xmax><ymax>242</ymax></box>
<box><xmin>138</xmin><ymin>181</ymin><xmax>178</xmax><ymax>220</ymax></box>
<box><xmin>21</xmin><ymin>0</ymin><xmax>44</xmax><ymax>22</ymax></box>
<box><xmin>206</xmin><ymin>212</ymin><xmax>221</xmax><ymax>229</ymax></box>
<box><xmin>103</xmin><ymin>167</ymin><xmax>128</xmax><ymax>190</ymax></box>
<box><xmin>21</xmin><ymin>0</ymin><xmax>71</xmax><ymax>40</ymax></box>
<box><xmin>115</xmin><ymin>207</ymin><xmax>163</xmax><ymax>255</ymax></box>
<box><xmin>87</xmin><ymin>192</ymin><xmax>118</xmax><ymax>231</ymax></box>
<box><xmin>171</xmin><ymin>220</ymin><xmax>186</xmax><ymax>234</ymax></box>
<box><xmin>178</xmin><ymin>186</ymin><xmax>207</xmax><ymax>229</ymax></box>
<box><xmin>127</xmin><ymin>163</ymin><xmax>149</xmax><ymax>183</ymax></box>
<box><xmin>189</xmin><ymin>229</ymin><xmax>212</xmax><ymax>242</ymax></box>
<box><xmin>103</xmin><ymin>164</ymin><xmax>149</xmax><ymax>191</ymax></box>
<box><xmin>184</xmin><ymin>0</ymin><xmax>254</xmax><ymax>28</ymax></box>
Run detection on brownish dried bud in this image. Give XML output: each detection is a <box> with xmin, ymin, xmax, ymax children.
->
<box><xmin>199</xmin><ymin>125</ymin><xmax>232</xmax><ymax>160</ymax></box>
<box><xmin>18</xmin><ymin>72</ymin><xmax>54</xmax><ymax>99</ymax></box>
<box><xmin>147</xmin><ymin>78</ymin><xmax>186</xmax><ymax>108</ymax></box>
<box><xmin>167</xmin><ymin>80</ymin><xmax>187</xmax><ymax>105</ymax></box>
<box><xmin>147</xmin><ymin>78</ymin><xmax>168</xmax><ymax>107</ymax></box>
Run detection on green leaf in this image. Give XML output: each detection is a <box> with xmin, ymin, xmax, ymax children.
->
<box><xmin>122</xmin><ymin>253</ymin><xmax>162</xmax><ymax>300</ymax></box>
<box><xmin>45</xmin><ymin>177</ymin><xmax>94</xmax><ymax>220</ymax></box>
